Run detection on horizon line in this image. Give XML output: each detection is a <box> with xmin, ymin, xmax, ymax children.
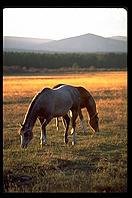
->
<box><xmin>3</xmin><ymin>33</ymin><xmax>127</xmax><ymax>41</ymax></box>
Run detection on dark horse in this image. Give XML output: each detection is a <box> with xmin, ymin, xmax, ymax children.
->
<box><xmin>53</xmin><ymin>84</ymin><xmax>99</xmax><ymax>133</ymax></box>
<box><xmin>18</xmin><ymin>85</ymin><xmax>80</xmax><ymax>148</ymax></box>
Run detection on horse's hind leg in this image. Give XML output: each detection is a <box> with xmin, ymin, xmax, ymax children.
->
<box><xmin>78</xmin><ymin>109</ymin><xmax>87</xmax><ymax>134</ymax></box>
<box><xmin>62</xmin><ymin>117</ymin><xmax>67</xmax><ymax>130</ymax></box>
<box><xmin>38</xmin><ymin>117</ymin><xmax>44</xmax><ymax>125</ymax></box>
<box><xmin>56</xmin><ymin>117</ymin><xmax>67</xmax><ymax>131</ymax></box>
<box><xmin>56</xmin><ymin>117</ymin><xmax>59</xmax><ymax>131</ymax></box>
<box><xmin>41</xmin><ymin>116</ymin><xmax>53</xmax><ymax>147</ymax></box>
<box><xmin>62</xmin><ymin>114</ymin><xmax>70</xmax><ymax>144</ymax></box>
<box><xmin>71</xmin><ymin>110</ymin><xmax>78</xmax><ymax>145</ymax></box>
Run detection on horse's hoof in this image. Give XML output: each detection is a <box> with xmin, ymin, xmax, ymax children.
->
<box><xmin>72</xmin><ymin>140</ymin><xmax>77</xmax><ymax>145</ymax></box>
<box><xmin>43</xmin><ymin>141</ymin><xmax>48</xmax><ymax>145</ymax></box>
<box><xmin>40</xmin><ymin>142</ymin><xmax>47</xmax><ymax>148</ymax></box>
<box><xmin>40</xmin><ymin>138</ymin><xmax>48</xmax><ymax>147</ymax></box>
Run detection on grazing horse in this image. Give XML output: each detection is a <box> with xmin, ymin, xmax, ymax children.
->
<box><xmin>53</xmin><ymin>84</ymin><xmax>99</xmax><ymax>133</ymax></box>
<box><xmin>18</xmin><ymin>85</ymin><xmax>80</xmax><ymax>148</ymax></box>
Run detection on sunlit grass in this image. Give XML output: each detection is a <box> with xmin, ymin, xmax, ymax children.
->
<box><xmin>3</xmin><ymin>71</ymin><xmax>127</xmax><ymax>97</ymax></box>
<box><xmin>3</xmin><ymin>71</ymin><xmax>127</xmax><ymax>192</ymax></box>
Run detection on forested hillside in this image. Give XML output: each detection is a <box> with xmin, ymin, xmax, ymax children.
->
<box><xmin>3</xmin><ymin>52</ymin><xmax>127</xmax><ymax>72</ymax></box>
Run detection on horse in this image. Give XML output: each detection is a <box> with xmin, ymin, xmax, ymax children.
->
<box><xmin>53</xmin><ymin>84</ymin><xmax>99</xmax><ymax>133</ymax></box>
<box><xmin>18</xmin><ymin>85</ymin><xmax>80</xmax><ymax>148</ymax></box>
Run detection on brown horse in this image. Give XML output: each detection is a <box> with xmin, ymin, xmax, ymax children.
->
<box><xmin>18</xmin><ymin>85</ymin><xmax>80</xmax><ymax>148</ymax></box>
<box><xmin>53</xmin><ymin>84</ymin><xmax>99</xmax><ymax>133</ymax></box>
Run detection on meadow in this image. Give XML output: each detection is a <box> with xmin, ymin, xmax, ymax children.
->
<box><xmin>3</xmin><ymin>71</ymin><xmax>127</xmax><ymax>192</ymax></box>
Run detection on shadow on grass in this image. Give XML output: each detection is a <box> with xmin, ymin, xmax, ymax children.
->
<box><xmin>3</xmin><ymin>155</ymin><xmax>98</xmax><ymax>192</ymax></box>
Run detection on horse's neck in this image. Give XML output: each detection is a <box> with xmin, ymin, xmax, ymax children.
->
<box><xmin>23</xmin><ymin>104</ymin><xmax>38</xmax><ymax>130</ymax></box>
<box><xmin>86</xmin><ymin>96</ymin><xmax>97</xmax><ymax>119</ymax></box>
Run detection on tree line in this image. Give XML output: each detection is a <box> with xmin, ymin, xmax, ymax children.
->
<box><xmin>3</xmin><ymin>51</ymin><xmax>127</xmax><ymax>69</ymax></box>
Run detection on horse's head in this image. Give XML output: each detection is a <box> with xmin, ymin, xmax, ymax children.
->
<box><xmin>89</xmin><ymin>113</ymin><xmax>99</xmax><ymax>132</ymax></box>
<box><xmin>18</xmin><ymin>123</ymin><xmax>33</xmax><ymax>148</ymax></box>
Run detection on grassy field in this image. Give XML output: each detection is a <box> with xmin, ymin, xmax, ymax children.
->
<box><xmin>3</xmin><ymin>71</ymin><xmax>127</xmax><ymax>192</ymax></box>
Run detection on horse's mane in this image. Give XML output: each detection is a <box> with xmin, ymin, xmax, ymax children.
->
<box><xmin>23</xmin><ymin>87</ymin><xmax>51</xmax><ymax>126</ymax></box>
<box><xmin>23</xmin><ymin>94</ymin><xmax>39</xmax><ymax>126</ymax></box>
<box><xmin>29</xmin><ymin>88</ymin><xmax>51</xmax><ymax>108</ymax></box>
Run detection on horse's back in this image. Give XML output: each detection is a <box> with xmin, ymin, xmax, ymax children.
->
<box><xmin>37</xmin><ymin>85</ymin><xmax>80</xmax><ymax>117</ymax></box>
<box><xmin>53</xmin><ymin>85</ymin><xmax>80</xmax><ymax>106</ymax></box>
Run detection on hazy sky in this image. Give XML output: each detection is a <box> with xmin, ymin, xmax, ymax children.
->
<box><xmin>3</xmin><ymin>8</ymin><xmax>127</xmax><ymax>40</ymax></box>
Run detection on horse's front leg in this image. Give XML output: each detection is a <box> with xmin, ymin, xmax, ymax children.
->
<box><xmin>40</xmin><ymin>116</ymin><xmax>52</xmax><ymax>147</ymax></box>
<box><xmin>71</xmin><ymin>110</ymin><xmax>78</xmax><ymax>145</ymax></box>
<box><xmin>62</xmin><ymin>114</ymin><xmax>70</xmax><ymax>144</ymax></box>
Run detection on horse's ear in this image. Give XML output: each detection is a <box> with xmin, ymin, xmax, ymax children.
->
<box><xmin>96</xmin><ymin>113</ymin><xmax>99</xmax><ymax>120</ymax></box>
<box><xmin>95</xmin><ymin>112</ymin><xmax>99</xmax><ymax>119</ymax></box>
<box><xmin>19</xmin><ymin>122</ymin><xmax>23</xmax><ymax>127</ymax></box>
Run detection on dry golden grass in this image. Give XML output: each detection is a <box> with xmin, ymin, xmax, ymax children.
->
<box><xmin>3</xmin><ymin>71</ymin><xmax>127</xmax><ymax>192</ymax></box>
<box><xmin>3</xmin><ymin>71</ymin><xmax>127</xmax><ymax>98</ymax></box>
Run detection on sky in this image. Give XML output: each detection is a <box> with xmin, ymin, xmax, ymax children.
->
<box><xmin>3</xmin><ymin>8</ymin><xmax>127</xmax><ymax>40</ymax></box>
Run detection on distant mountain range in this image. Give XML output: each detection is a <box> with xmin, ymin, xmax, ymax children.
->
<box><xmin>3</xmin><ymin>36</ymin><xmax>54</xmax><ymax>53</ymax></box>
<box><xmin>108</xmin><ymin>36</ymin><xmax>127</xmax><ymax>41</ymax></box>
<box><xmin>3</xmin><ymin>33</ymin><xmax>127</xmax><ymax>53</ymax></box>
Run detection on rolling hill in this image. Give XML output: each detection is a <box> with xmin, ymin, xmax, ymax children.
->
<box><xmin>3</xmin><ymin>36</ymin><xmax>54</xmax><ymax>52</ymax></box>
<box><xmin>107</xmin><ymin>36</ymin><xmax>127</xmax><ymax>41</ymax></box>
<box><xmin>3</xmin><ymin>33</ymin><xmax>127</xmax><ymax>53</ymax></box>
